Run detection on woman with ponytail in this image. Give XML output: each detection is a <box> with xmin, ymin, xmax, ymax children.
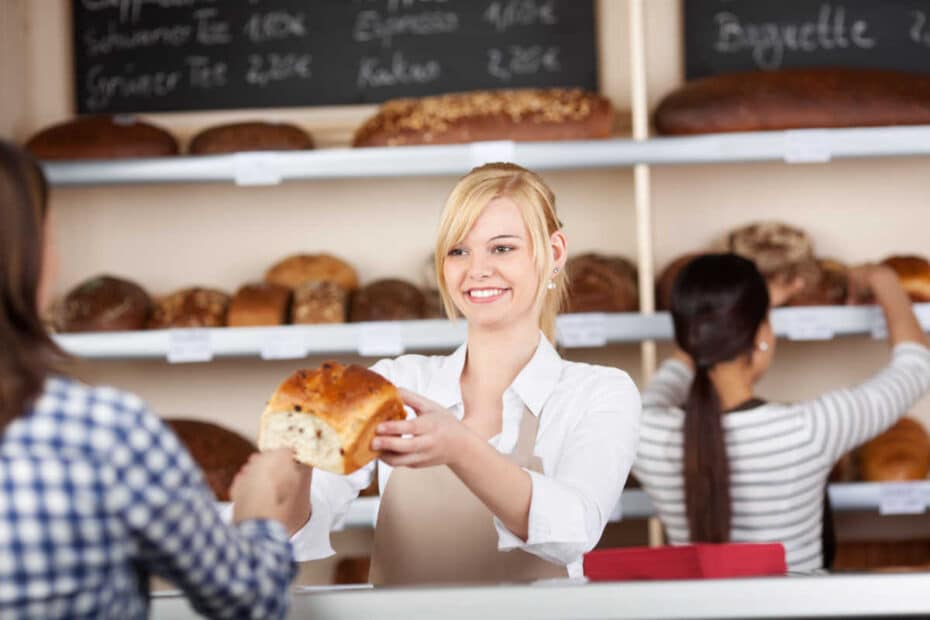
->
<box><xmin>633</xmin><ymin>253</ymin><xmax>930</xmax><ymax>571</ymax></box>
<box><xmin>283</xmin><ymin>163</ymin><xmax>641</xmax><ymax>583</ymax></box>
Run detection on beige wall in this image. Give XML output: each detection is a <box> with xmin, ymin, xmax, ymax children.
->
<box><xmin>5</xmin><ymin>0</ymin><xmax>930</xmax><ymax>583</ymax></box>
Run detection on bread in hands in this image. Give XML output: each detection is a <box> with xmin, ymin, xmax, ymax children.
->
<box><xmin>258</xmin><ymin>362</ymin><xmax>405</xmax><ymax>474</ymax></box>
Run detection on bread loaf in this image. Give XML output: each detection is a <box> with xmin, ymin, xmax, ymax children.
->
<box><xmin>292</xmin><ymin>281</ymin><xmax>348</xmax><ymax>324</ymax></box>
<box><xmin>565</xmin><ymin>253</ymin><xmax>639</xmax><ymax>313</ymax></box>
<box><xmin>55</xmin><ymin>275</ymin><xmax>152</xmax><ymax>332</ymax></box>
<box><xmin>258</xmin><ymin>363</ymin><xmax>406</xmax><ymax>474</ymax></box>
<box><xmin>333</xmin><ymin>557</ymin><xmax>371</xmax><ymax>584</ymax></box>
<box><xmin>881</xmin><ymin>255</ymin><xmax>930</xmax><ymax>302</ymax></box>
<box><xmin>654</xmin><ymin>68</ymin><xmax>930</xmax><ymax>135</ymax></box>
<box><xmin>227</xmin><ymin>283</ymin><xmax>291</xmax><ymax>327</ymax></box>
<box><xmin>349</xmin><ymin>279</ymin><xmax>426</xmax><ymax>322</ymax></box>
<box><xmin>265</xmin><ymin>254</ymin><xmax>359</xmax><ymax>291</ymax></box>
<box><xmin>25</xmin><ymin>115</ymin><xmax>179</xmax><ymax>160</ymax></box>
<box><xmin>788</xmin><ymin>258</ymin><xmax>849</xmax><ymax>307</ymax></box>
<box><xmin>188</xmin><ymin>121</ymin><xmax>314</xmax><ymax>155</ymax></box>
<box><xmin>353</xmin><ymin>88</ymin><xmax>615</xmax><ymax>147</ymax></box>
<box><xmin>655</xmin><ymin>254</ymin><xmax>701</xmax><ymax>311</ymax></box>
<box><xmin>859</xmin><ymin>418</ymin><xmax>930</xmax><ymax>482</ymax></box>
<box><xmin>149</xmin><ymin>287</ymin><xmax>229</xmax><ymax>329</ymax></box>
<box><xmin>165</xmin><ymin>419</ymin><xmax>257</xmax><ymax>502</ymax></box>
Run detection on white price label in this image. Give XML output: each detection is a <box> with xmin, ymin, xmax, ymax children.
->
<box><xmin>357</xmin><ymin>322</ymin><xmax>404</xmax><ymax>357</ymax></box>
<box><xmin>879</xmin><ymin>482</ymin><xmax>930</xmax><ymax>515</ymax></box>
<box><xmin>870</xmin><ymin>309</ymin><xmax>889</xmax><ymax>340</ymax></box>
<box><xmin>234</xmin><ymin>153</ymin><xmax>283</xmax><ymax>186</ymax></box>
<box><xmin>167</xmin><ymin>329</ymin><xmax>213</xmax><ymax>363</ymax></box>
<box><xmin>260</xmin><ymin>328</ymin><xmax>308</xmax><ymax>360</ymax></box>
<box><xmin>557</xmin><ymin>313</ymin><xmax>608</xmax><ymax>348</ymax></box>
<box><xmin>915</xmin><ymin>304</ymin><xmax>930</xmax><ymax>331</ymax></box>
<box><xmin>784</xmin><ymin>130</ymin><xmax>832</xmax><ymax>164</ymax></box>
<box><xmin>778</xmin><ymin>309</ymin><xmax>834</xmax><ymax>341</ymax></box>
<box><xmin>469</xmin><ymin>140</ymin><xmax>516</xmax><ymax>168</ymax></box>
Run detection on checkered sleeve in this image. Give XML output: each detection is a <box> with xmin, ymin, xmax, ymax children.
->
<box><xmin>107</xmin><ymin>402</ymin><xmax>296</xmax><ymax>619</ymax></box>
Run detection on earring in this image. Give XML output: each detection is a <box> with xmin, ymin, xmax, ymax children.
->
<box><xmin>757</xmin><ymin>341</ymin><xmax>769</xmax><ymax>352</ymax></box>
<box><xmin>547</xmin><ymin>281</ymin><xmax>556</xmax><ymax>290</ymax></box>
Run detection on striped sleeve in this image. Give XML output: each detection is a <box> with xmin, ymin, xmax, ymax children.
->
<box><xmin>642</xmin><ymin>359</ymin><xmax>693</xmax><ymax>410</ymax></box>
<box><xmin>804</xmin><ymin>342</ymin><xmax>930</xmax><ymax>463</ymax></box>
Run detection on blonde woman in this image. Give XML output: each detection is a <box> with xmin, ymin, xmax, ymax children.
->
<box><xmin>286</xmin><ymin>163</ymin><xmax>641</xmax><ymax>584</ymax></box>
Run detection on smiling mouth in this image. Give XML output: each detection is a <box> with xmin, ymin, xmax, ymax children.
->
<box><xmin>466</xmin><ymin>287</ymin><xmax>510</xmax><ymax>301</ymax></box>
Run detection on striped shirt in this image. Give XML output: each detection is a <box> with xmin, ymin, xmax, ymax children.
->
<box><xmin>633</xmin><ymin>342</ymin><xmax>930</xmax><ymax>572</ymax></box>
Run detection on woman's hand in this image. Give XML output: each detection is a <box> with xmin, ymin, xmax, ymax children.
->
<box><xmin>231</xmin><ymin>448</ymin><xmax>312</xmax><ymax>533</ymax></box>
<box><xmin>767</xmin><ymin>273</ymin><xmax>805</xmax><ymax>307</ymax></box>
<box><xmin>372</xmin><ymin>388</ymin><xmax>470</xmax><ymax>468</ymax></box>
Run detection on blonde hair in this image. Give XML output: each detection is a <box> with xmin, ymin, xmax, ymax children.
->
<box><xmin>434</xmin><ymin>162</ymin><xmax>567</xmax><ymax>342</ymax></box>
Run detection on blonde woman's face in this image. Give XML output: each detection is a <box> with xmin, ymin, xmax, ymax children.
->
<box><xmin>443</xmin><ymin>197</ymin><xmax>540</xmax><ymax>332</ymax></box>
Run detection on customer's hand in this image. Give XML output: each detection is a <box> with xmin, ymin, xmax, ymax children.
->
<box><xmin>372</xmin><ymin>388</ymin><xmax>470</xmax><ymax>468</ymax></box>
<box><xmin>231</xmin><ymin>448</ymin><xmax>312</xmax><ymax>532</ymax></box>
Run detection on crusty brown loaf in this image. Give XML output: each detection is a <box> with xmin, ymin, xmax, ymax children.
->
<box><xmin>788</xmin><ymin>258</ymin><xmax>849</xmax><ymax>307</ymax></box>
<box><xmin>149</xmin><ymin>287</ymin><xmax>229</xmax><ymax>329</ymax></box>
<box><xmin>881</xmin><ymin>255</ymin><xmax>930</xmax><ymax>302</ymax></box>
<box><xmin>292</xmin><ymin>281</ymin><xmax>348</xmax><ymax>324</ymax></box>
<box><xmin>188</xmin><ymin>121</ymin><xmax>314</xmax><ymax>155</ymax></box>
<box><xmin>265</xmin><ymin>254</ymin><xmax>359</xmax><ymax>291</ymax></box>
<box><xmin>258</xmin><ymin>363</ymin><xmax>406</xmax><ymax>474</ymax></box>
<box><xmin>565</xmin><ymin>253</ymin><xmax>639</xmax><ymax>313</ymax></box>
<box><xmin>349</xmin><ymin>279</ymin><xmax>426</xmax><ymax>322</ymax></box>
<box><xmin>25</xmin><ymin>115</ymin><xmax>179</xmax><ymax>160</ymax></box>
<box><xmin>227</xmin><ymin>283</ymin><xmax>291</xmax><ymax>327</ymax></box>
<box><xmin>858</xmin><ymin>418</ymin><xmax>930</xmax><ymax>482</ymax></box>
<box><xmin>165</xmin><ymin>419</ymin><xmax>257</xmax><ymax>502</ymax></box>
<box><xmin>333</xmin><ymin>557</ymin><xmax>371</xmax><ymax>584</ymax></box>
<box><xmin>654</xmin><ymin>68</ymin><xmax>930</xmax><ymax>135</ymax></box>
<box><xmin>353</xmin><ymin>88</ymin><xmax>615</xmax><ymax>147</ymax></box>
<box><xmin>655</xmin><ymin>253</ymin><xmax>701</xmax><ymax>311</ymax></box>
<box><xmin>56</xmin><ymin>275</ymin><xmax>152</xmax><ymax>332</ymax></box>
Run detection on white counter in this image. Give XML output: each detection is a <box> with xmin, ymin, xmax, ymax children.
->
<box><xmin>150</xmin><ymin>572</ymin><xmax>930</xmax><ymax>619</ymax></box>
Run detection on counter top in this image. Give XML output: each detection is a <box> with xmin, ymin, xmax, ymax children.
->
<box><xmin>150</xmin><ymin>572</ymin><xmax>930</xmax><ymax>619</ymax></box>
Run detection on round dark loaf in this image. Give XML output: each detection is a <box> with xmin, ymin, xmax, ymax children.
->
<box><xmin>565</xmin><ymin>253</ymin><xmax>639</xmax><ymax>313</ymax></box>
<box><xmin>56</xmin><ymin>275</ymin><xmax>152</xmax><ymax>333</ymax></box>
<box><xmin>165</xmin><ymin>419</ymin><xmax>257</xmax><ymax>502</ymax></box>
<box><xmin>25</xmin><ymin>115</ymin><xmax>179</xmax><ymax>160</ymax></box>
<box><xmin>189</xmin><ymin>121</ymin><xmax>314</xmax><ymax>155</ymax></box>
<box><xmin>349</xmin><ymin>279</ymin><xmax>425</xmax><ymax>322</ymax></box>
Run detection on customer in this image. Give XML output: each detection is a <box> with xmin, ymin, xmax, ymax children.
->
<box><xmin>0</xmin><ymin>140</ymin><xmax>299</xmax><ymax>619</ymax></box>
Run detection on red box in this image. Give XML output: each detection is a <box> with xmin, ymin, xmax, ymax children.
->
<box><xmin>584</xmin><ymin>543</ymin><xmax>786</xmax><ymax>581</ymax></box>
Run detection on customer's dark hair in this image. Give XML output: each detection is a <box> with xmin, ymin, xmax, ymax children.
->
<box><xmin>0</xmin><ymin>140</ymin><xmax>62</xmax><ymax>431</ymax></box>
<box><xmin>670</xmin><ymin>253</ymin><xmax>769</xmax><ymax>543</ymax></box>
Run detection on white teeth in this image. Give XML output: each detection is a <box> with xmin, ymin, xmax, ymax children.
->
<box><xmin>469</xmin><ymin>288</ymin><xmax>504</xmax><ymax>299</ymax></box>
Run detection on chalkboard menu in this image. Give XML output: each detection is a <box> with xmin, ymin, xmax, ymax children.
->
<box><xmin>685</xmin><ymin>0</ymin><xmax>930</xmax><ymax>79</ymax></box>
<box><xmin>72</xmin><ymin>0</ymin><xmax>597</xmax><ymax>114</ymax></box>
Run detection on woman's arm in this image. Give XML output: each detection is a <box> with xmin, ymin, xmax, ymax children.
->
<box><xmin>850</xmin><ymin>264</ymin><xmax>929</xmax><ymax>348</ymax></box>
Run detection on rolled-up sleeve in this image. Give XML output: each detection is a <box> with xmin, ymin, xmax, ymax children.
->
<box><xmin>494</xmin><ymin>370</ymin><xmax>641</xmax><ymax>572</ymax></box>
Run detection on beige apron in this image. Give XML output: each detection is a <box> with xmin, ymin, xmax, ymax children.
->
<box><xmin>369</xmin><ymin>405</ymin><xmax>569</xmax><ymax>585</ymax></box>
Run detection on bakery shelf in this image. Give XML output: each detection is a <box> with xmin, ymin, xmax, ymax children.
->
<box><xmin>40</xmin><ymin>125</ymin><xmax>930</xmax><ymax>186</ymax></box>
<box><xmin>337</xmin><ymin>482</ymin><xmax>929</xmax><ymax>530</ymax></box>
<box><xmin>50</xmin><ymin>305</ymin><xmax>930</xmax><ymax>361</ymax></box>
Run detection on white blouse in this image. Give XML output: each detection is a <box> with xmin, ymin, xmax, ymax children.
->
<box><xmin>290</xmin><ymin>333</ymin><xmax>641</xmax><ymax>578</ymax></box>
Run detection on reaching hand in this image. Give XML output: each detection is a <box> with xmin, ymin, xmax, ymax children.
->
<box><xmin>231</xmin><ymin>448</ymin><xmax>312</xmax><ymax>532</ymax></box>
<box><xmin>372</xmin><ymin>388</ymin><xmax>469</xmax><ymax>468</ymax></box>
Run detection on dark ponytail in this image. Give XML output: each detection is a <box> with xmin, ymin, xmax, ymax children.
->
<box><xmin>670</xmin><ymin>254</ymin><xmax>769</xmax><ymax>543</ymax></box>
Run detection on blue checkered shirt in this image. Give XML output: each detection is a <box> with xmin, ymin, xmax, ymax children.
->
<box><xmin>0</xmin><ymin>376</ymin><xmax>296</xmax><ymax>619</ymax></box>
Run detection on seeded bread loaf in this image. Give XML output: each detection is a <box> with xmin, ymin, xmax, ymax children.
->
<box><xmin>25</xmin><ymin>115</ymin><xmax>179</xmax><ymax>160</ymax></box>
<box><xmin>654</xmin><ymin>68</ymin><xmax>930</xmax><ymax>135</ymax></box>
<box><xmin>292</xmin><ymin>281</ymin><xmax>348</xmax><ymax>324</ymax></box>
<box><xmin>56</xmin><ymin>275</ymin><xmax>152</xmax><ymax>332</ymax></box>
<box><xmin>149</xmin><ymin>287</ymin><xmax>229</xmax><ymax>329</ymax></box>
<box><xmin>188</xmin><ymin>121</ymin><xmax>314</xmax><ymax>154</ymax></box>
<box><xmin>353</xmin><ymin>88</ymin><xmax>615</xmax><ymax>147</ymax></box>
<box><xmin>257</xmin><ymin>363</ymin><xmax>406</xmax><ymax>474</ymax></box>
